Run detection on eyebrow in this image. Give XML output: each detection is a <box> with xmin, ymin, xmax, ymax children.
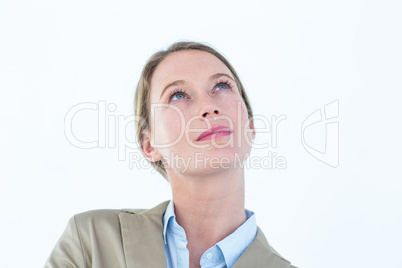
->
<box><xmin>159</xmin><ymin>73</ymin><xmax>235</xmax><ymax>100</ymax></box>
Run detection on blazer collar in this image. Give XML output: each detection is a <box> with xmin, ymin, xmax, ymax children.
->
<box><xmin>119</xmin><ymin>200</ymin><xmax>291</xmax><ymax>268</ymax></box>
<box><xmin>119</xmin><ymin>200</ymin><xmax>170</xmax><ymax>268</ymax></box>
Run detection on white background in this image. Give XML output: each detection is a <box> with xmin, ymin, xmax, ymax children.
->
<box><xmin>1</xmin><ymin>1</ymin><xmax>401</xmax><ymax>267</ymax></box>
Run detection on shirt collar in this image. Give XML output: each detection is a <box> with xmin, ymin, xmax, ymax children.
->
<box><xmin>216</xmin><ymin>208</ymin><xmax>256</xmax><ymax>267</ymax></box>
<box><xmin>162</xmin><ymin>199</ymin><xmax>176</xmax><ymax>244</ymax></box>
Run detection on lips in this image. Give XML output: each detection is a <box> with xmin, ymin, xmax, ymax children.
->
<box><xmin>196</xmin><ymin>126</ymin><xmax>233</xmax><ymax>141</ymax></box>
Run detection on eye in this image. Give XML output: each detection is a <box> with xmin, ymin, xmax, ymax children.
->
<box><xmin>214</xmin><ymin>80</ymin><xmax>233</xmax><ymax>92</ymax></box>
<box><xmin>168</xmin><ymin>89</ymin><xmax>188</xmax><ymax>102</ymax></box>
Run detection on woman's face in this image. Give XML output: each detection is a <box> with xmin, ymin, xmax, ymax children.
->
<box><xmin>145</xmin><ymin>50</ymin><xmax>254</xmax><ymax>176</ymax></box>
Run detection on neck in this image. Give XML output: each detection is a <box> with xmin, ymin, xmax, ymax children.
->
<box><xmin>168</xmin><ymin>166</ymin><xmax>247</xmax><ymax>259</ymax></box>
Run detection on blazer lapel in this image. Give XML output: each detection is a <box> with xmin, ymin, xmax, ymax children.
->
<box><xmin>232</xmin><ymin>226</ymin><xmax>292</xmax><ymax>268</ymax></box>
<box><xmin>119</xmin><ymin>200</ymin><xmax>170</xmax><ymax>268</ymax></box>
<box><xmin>119</xmin><ymin>200</ymin><xmax>292</xmax><ymax>268</ymax></box>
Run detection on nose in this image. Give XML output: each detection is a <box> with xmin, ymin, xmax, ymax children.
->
<box><xmin>202</xmin><ymin>108</ymin><xmax>219</xmax><ymax>118</ymax></box>
<box><xmin>199</xmin><ymin>95</ymin><xmax>220</xmax><ymax>118</ymax></box>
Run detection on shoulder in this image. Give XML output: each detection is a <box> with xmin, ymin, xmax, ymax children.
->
<box><xmin>268</xmin><ymin>242</ymin><xmax>293</xmax><ymax>265</ymax></box>
<box><xmin>64</xmin><ymin>208</ymin><xmax>150</xmax><ymax>265</ymax></box>
<box><xmin>45</xmin><ymin>202</ymin><xmax>170</xmax><ymax>267</ymax></box>
<box><xmin>264</xmin><ymin>241</ymin><xmax>298</xmax><ymax>268</ymax></box>
<box><xmin>70</xmin><ymin>200</ymin><xmax>169</xmax><ymax>232</ymax></box>
<box><xmin>249</xmin><ymin>226</ymin><xmax>297</xmax><ymax>268</ymax></box>
<box><xmin>71</xmin><ymin>208</ymin><xmax>147</xmax><ymax>231</ymax></box>
<box><xmin>44</xmin><ymin>209</ymin><xmax>133</xmax><ymax>268</ymax></box>
<box><xmin>74</xmin><ymin>208</ymin><xmax>146</xmax><ymax>220</ymax></box>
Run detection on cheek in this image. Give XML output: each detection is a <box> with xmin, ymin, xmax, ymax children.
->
<box><xmin>240</xmin><ymin>105</ymin><xmax>254</xmax><ymax>148</ymax></box>
<box><xmin>221</xmin><ymin>98</ymin><xmax>248</xmax><ymax>125</ymax></box>
<box><xmin>152</xmin><ymin>107</ymin><xmax>185</xmax><ymax>146</ymax></box>
<box><xmin>227</xmin><ymin>99</ymin><xmax>252</xmax><ymax>142</ymax></box>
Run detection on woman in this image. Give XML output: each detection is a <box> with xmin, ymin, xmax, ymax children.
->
<box><xmin>45</xmin><ymin>41</ymin><xmax>296</xmax><ymax>268</ymax></box>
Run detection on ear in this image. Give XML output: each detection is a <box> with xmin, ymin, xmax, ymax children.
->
<box><xmin>141</xmin><ymin>130</ymin><xmax>162</xmax><ymax>162</ymax></box>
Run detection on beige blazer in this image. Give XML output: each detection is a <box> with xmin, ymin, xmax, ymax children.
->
<box><xmin>45</xmin><ymin>200</ymin><xmax>296</xmax><ymax>268</ymax></box>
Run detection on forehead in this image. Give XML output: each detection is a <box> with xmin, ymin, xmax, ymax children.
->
<box><xmin>150</xmin><ymin>50</ymin><xmax>232</xmax><ymax>96</ymax></box>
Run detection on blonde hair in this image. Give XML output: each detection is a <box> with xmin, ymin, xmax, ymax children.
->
<box><xmin>134</xmin><ymin>41</ymin><xmax>254</xmax><ymax>181</ymax></box>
